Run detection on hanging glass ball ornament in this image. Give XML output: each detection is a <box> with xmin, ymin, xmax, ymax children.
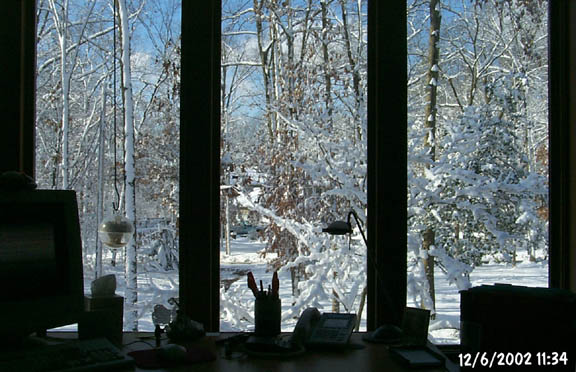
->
<box><xmin>98</xmin><ymin>214</ymin><xmax>135</xmax><ymax>248</ymax></box>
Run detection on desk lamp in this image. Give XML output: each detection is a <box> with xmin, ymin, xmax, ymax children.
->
<box><xmin>323</xmin><ymin>210</ymin><xmax>404</xmax><ymax>343</ymax></box>
<box><xmin>322</xmin><ymin>210</ymin><xmax>367</xmax><ymax>248</ymax></box>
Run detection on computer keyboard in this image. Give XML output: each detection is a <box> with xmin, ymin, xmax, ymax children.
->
<box><xmin>0</xmin><ymin>337</ymin><xmax>134</xmax><ymax>372</ymax></box>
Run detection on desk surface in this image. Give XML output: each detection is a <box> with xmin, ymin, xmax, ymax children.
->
<box><xmin>120</xmin><ymin>332</ymin><xmax>459</xmax><ymax>372</ymax></box>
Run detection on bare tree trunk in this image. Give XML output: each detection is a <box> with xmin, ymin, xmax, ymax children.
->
<box><xmin>422</xmin><ymin>228</ymin><xmax>436</xmax><ymax>318</ymax></box>
<box><xmin>422</xmin><ymin>0</ymin><xmax>442</xmax><ymax>317</ymax></box>
<box><xmin>339</xmin><ymin>0</ymin><xmax>363</xmax><ymax>141</ymax></box>
<box><xmin>48</xmin><ymin>0</ymin><xmax>70</xmax><ymax>189</ymax></box>
<box><xmin>95</xmin><ymin>84</ymin><xmax>107</xmax><ymax>279</ymax></box>
<box><xmin>253</xmin><ymin>0</ymin><xmax>275</xmax><ymax>138</ymax></box>
<box><xmin>321</xmin><ymin>0</ymin><xmax>333</xmax><ymax>127</ymax></box>
<box><xmin>221</xmin><ymin>64</ymin><xmax>231</xmax><ymax>256</ymax></box>
<box><xmin>269</xmin><ymin>3</ymin><xmax>281</xmax><ymax>142</ymax></box>
<box><xmin>48</xmin><ymin>0</ymin><xmax>95</xmax><ymax>189</ymax></box>
<box><xmin>355</xmin><ymin>286</ymin><xmax>368</xmax><ymax>331</ymax></box>
<box><xmin>332</xmin><ymin>271</ymin><xmax>340</xmax><ymax>313</ymax></box>
<box><xmin>118</xmin><ymin>0</ymin><xmax>138</xmax><ymax>331</ymax></box>
<box><xmin>290</xmin><ymin>264</ymin><xmax>306</xmax><ymax>303</ymax></box>
<box><xmin>225</xmin><ymin>193</ymin><xmax>231</xmax><ymax>255</ymax></box>
<box><xmin>285</xmin><ymin>0</ymin><xmax>296</xmax><ymax>120</ymax></box>
<box><xmin>60</xmin><ymin>5</ymin><xmax>70</xmax><ymax>189</ymax></box>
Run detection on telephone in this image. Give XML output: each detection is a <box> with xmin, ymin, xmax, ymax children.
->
<box><xmin>290</xmin><ymin>308</ymin><xmax>357</xmax><ymax>349</ymax></box>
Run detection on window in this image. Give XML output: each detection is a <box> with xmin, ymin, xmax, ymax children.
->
<box><xmin>180</xmin><ymin>0</ymin><xmax>408</xmax><ymax>331</ymax></box>
<box><xmin>406</xmin><ymin>0</ymin><xmax>550</xmax><ymax>344</ymax></box>
<box><xmin>5</xmin><ymin>0</ymin><xmax>575</xmax><ymax>336</ymax></box>
<box><xmin>35</xmin><ymin>0</ymin><xmax>181</xmax><ymax>331</ymax></box>
<box><xmin>219</xmin><ymin>0</ymin><xmax>370</xmax><ymax>332</ymax></box>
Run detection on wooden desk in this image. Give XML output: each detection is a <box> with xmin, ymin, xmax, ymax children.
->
<box><xmin>122</xmin><ymin>333</ymin><xmax>459</xmax><ymax>372</ymax></box>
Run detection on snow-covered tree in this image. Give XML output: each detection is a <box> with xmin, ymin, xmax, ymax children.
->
<box><xmin>221</xmin><ymin>0</ymin><xmax>368</xmax><ymax>322</ymax></box>
<box><xmin>117</xmin><ymin>0</ymin><xmax>138</xmax><ymax>332</ymax></box>
<box><xmin>406</xmin><ymin>0</ymin><xmax>548</xmax><ymax>318</ymax></box>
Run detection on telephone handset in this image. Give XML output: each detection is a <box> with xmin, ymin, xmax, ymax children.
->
<box><xmin>291</xmin><ymin>308</ymin><xmax>357</xmax><ymax>349</ymax></box>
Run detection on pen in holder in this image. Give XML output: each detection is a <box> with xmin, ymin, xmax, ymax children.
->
<box><xmin>248</xmin><ymin>271</ymin><xmax>281</xmax><ymax>337</ymax></box>
<box><xmin>254</xmin><ymin>294</ymin><xmax>281</xmax><ymax>337</ymax></box>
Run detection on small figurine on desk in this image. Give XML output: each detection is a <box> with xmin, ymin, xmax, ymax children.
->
<box><xmin>155</xmin><ymin>298</ymin><xmax>205</xmax><ymax>343</ymax></box>
<box><xmin>165</xmin><ymin>310</ymin><xmax>205</xmax><ymax>343</ymax></box>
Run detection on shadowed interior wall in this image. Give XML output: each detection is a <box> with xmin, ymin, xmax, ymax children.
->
<box><xmin>0</xmin><ymin>1</ymin><xmax>35</xmax><ymax>176</ymax></box>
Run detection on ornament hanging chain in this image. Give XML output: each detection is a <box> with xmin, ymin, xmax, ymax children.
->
<box><xmin>112</xmin><ymin>0</ymin><xmax>120</xmax><ymax>212</ymax></box>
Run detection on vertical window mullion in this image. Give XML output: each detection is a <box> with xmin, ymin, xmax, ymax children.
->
<box><xmin>180</xmin><ymin>0</ymin><xmax>222</xmax><ymax>331</ymax></box>
<box><xmin>1</xmin><ymin>1</ymin><xmax>35</xmax><ymax>176</ymax></box>
<box><xmin>548</xmin><ymin>1</ymin><xmax>576</xmax><ymax>291</ymax></box>
<box><xmin>367</xmin><ymin>0</ymin><xmax>408</xmax><ymax>329</ymax></box>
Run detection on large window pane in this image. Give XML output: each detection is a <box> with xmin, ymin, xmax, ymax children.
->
<box><xmin>407</xmin><ymin>0</ymin><xmax>549</xmax><ymax>343</ymax></box>
<box><xmin>220</xmin><ymin>0</ymin><xmax>368</xmax><ymax>331</ymax></box>
<box><xmin>35</xmin><ymin>0</ymin><xmax>181</xmax><ymax>331</ymax></box>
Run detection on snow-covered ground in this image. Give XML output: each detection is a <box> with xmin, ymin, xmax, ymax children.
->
<box><xmin>217</xmin><ymin>237</ymin><xmax>547</xmax><ymax>344</ymax></box>
<box><xmin>72</xmin><ymin>237</ymin><xmax>546</xmax><ymax>345</ymax></box>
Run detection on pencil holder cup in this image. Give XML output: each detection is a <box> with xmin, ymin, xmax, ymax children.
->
<box><xmin>254</xmin><ymin>296</ymin><xmax>281</xmax><ymax>336</ymax></box>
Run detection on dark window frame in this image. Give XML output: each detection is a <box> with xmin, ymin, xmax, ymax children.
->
<box><xmin>0</xmin><ymin>0</ymin><xmax>35</xmax><ymax>176</ymax></box>
<box><xmin>180</xmin><ymin>0</ymin><xmax>408</xmax><ymax>331</ymax></box>
<box><xmin>549</xmin><ymin>0</ymin><xmax>576</xmax><ymax>291</ymax></box>
<box><xmin>5</xmin><ymin>0</ymin><xmax>574</xmax><ymax>334</ymax></box>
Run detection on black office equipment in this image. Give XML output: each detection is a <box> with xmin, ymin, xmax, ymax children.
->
<box><xmin>291</xmin><ymin>308</ymin><xmax>357</xmax><ymax>349</ymax></box>
<box><xmin>79</xmin><ymin>294</ymin><xmax>124</xmax><ymax>346</ymax></box>
<box><xmin>0</xmin><ymin>190</ymin><xmax>84</xmax><ymax>343</ymax></box>
<box><xmin>389</xmin><ymin>346</ymin><xmax>444</xmax><ymax>368</ymax></box>
<box><xmin>460</xmin><ymin>284</ymin><xmax>576</xmax><ymax>369</ymax></box>
<box><xmin>0</xmin><ymin>337</ymin><xmax>134</xmax><ymax>371</ymax></box>
<box><xmin>400</xmin><ymin>307</ymin><xmax>430</xmax><ymax>346</ymax></box>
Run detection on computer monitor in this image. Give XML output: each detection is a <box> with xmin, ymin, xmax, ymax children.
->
<box><xmin>0</xmin><ymin>190</ymin><xmax>84</xmax><ymax>341</ymax></box>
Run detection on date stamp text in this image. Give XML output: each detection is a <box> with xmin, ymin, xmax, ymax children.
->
<box><xmin>459</xmin><ymin>352</ymin><xmax>569</xmax><ymax>368</ymax></box>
